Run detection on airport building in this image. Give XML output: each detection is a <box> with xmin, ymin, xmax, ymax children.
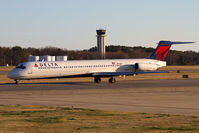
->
<box><xmin>28</xmin><ymin>55</ymin><xmax>68</xmax><ymax>62</ymax></box>
<box><xmin>96</xmin><ymin>29</ymin><xmax>106</xmax><ymax>59</ymax></box>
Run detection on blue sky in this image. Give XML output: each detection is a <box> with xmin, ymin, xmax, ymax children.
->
<box><xmin>0</xmin><ymin>0</ymin><xmax>198</xmax><ymax>51</ymax></box>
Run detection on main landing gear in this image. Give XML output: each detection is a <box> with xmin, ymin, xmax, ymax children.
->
<box><xmin>94</xmin><ymin>77</ymin><xmax>116</xmax><ymax>83</ymax></box>
<box><xmin>94</xmin><ymin>77</ymin><xmax>101</xmax><ymax>83</ymax></box>
<box><xmin>14</xmin><ymin>80</ymin><xmax>19</xmax><ymax>85</ymax></box>
<box><xmin>109</xmin><ymin>77</ymin><xmax>116</xmax><ymax>83</ymax></box>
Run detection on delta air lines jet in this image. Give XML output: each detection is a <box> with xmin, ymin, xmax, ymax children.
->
<box><xmin>7</xmin><ymin>41</ymin><xmax>194</xmax><ymax>84</ymax></box>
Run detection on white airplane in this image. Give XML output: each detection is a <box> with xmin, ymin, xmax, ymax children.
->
<box><xmin>7</xmin><ymin>41</ymin><xmax>194</xmax><ymax>84</ymax></box>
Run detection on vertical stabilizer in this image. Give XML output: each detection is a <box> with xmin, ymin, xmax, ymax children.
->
<box><xmin>148</xmin><ymin>41</ymin><xmax>194</xmax><ymax>61</ymax></box>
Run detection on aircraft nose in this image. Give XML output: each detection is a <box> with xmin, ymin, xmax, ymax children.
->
<box><xmin>7</xmin><ymin>70</ymin><xmax>20</xmax><ymax>79</ymax></box>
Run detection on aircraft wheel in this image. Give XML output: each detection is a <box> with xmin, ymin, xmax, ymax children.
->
<box><xmin>15</xmin><ymin>80</ymin><xmax>19</xmax><ymax>85</ymax></box>
<box><xmin>109</xmin><ymin>77</ymin><xmax>116</xmax><ymax>83</ymax></box>
<box><xmin>94</xmin><ymin>77</ymin><xmax>101</xmax><ymax>83</ymax></box>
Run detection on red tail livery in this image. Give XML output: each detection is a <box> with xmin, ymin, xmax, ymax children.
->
<box><xmin>149</xmin><ymin>41</ymin><xmax>194</xmax><ymax>61</ymax></box>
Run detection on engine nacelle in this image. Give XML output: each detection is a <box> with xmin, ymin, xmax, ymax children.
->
<box><xmin>135</xmin><ymin>63</ymin><xmax>158</xmax><ymax>71</ymax></box>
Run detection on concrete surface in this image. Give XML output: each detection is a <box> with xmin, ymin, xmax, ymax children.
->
<box><xmin>0</xmin><ymin>79</ymin><xmax>199</xmax><ymax>115</ymax></box>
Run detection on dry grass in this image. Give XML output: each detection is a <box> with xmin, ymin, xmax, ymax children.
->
<box><xmin>0</xmin><ymin>105</ymin><xmax>198</xmax><ymax>133</ymax></box>
<box><xmin>160</xmin><ymin>65</ymin><xmax>199</xmax><ymax>70</ymax></box>
<box><xmin>0</xmin><ymin>66</ymin><xmax>14</xmax><ymax>71</ymax></box>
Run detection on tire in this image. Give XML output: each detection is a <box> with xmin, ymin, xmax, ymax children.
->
<box><xmin>109</xmin><ymin>77</ymin><xmax>116</xmax><ymax>83</ymax></box>
<box><xmin>94</xmin><ymin>77</ymin><xmax>101</xmax><ymax>83</ymax></box>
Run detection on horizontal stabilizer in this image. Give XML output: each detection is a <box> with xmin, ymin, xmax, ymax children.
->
<box><xmin>170</xmin><ymin>41</ymin><xmax>195</xmax><ymax>44</ymax></box>
<box><xmin>159</xmin><ymin>41</ymin><xmax>195</xmax><ymax>46</ymax></box>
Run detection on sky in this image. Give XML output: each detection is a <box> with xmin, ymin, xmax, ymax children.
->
<box><xmin>0</xmin><ymin>0</ymin><xmax>198</xmax><ymax>51</ymax></box>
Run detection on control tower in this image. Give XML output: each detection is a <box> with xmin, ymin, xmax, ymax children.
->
<box><xmin>96</xmin><ymin>29</ymin><xmax>106</xmax><ymax>59</ymax></box>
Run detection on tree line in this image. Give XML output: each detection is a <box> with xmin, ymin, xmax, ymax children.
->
<box><xmin>0</xmin><ymin>45</ymin><xmax>198</xmax><ymax>66</ymax></box>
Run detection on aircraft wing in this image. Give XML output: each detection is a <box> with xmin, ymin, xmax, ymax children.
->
<box><xmin>29</xmin><ymin>71</ymin><xmax>163</xmax><ymax>79</ymax></box>
<box><xmin>92</xmin><ymin>71</ymin><xmax>163</xmax><ymax>77</ymax></box>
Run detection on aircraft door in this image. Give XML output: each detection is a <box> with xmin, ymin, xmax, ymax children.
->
<box><xmin>27</xmin><ymin>65</ymin><xmax>33</xmax><ymax>74</ymax></box>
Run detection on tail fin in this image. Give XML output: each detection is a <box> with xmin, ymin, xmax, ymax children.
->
<box><xmin>148</xmin><ymin>41</ymin><xmax>194</xmax><ymax>61</ymax></box>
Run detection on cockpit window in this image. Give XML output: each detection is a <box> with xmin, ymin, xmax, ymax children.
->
<box><xmin>16</xmin><ymin>64</ymin><xmax>26</xmax><ymax>69</ymax></box>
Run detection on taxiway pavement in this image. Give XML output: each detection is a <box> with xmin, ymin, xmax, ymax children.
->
<box><xmin>0</xmin><ymin>79</ymin><xmax>199</xmax><ymax>115</ymax></box>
